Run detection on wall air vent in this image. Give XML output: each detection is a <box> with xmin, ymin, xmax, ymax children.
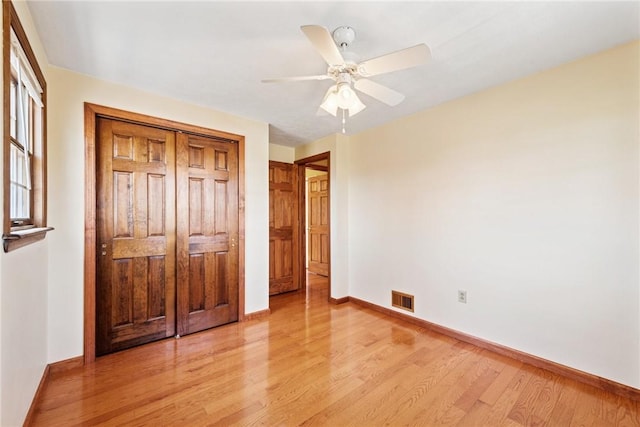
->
<box><xmin>392</xmin><ymin>291</ymin><xmax>414</xmax><ymax>312</ymax></box>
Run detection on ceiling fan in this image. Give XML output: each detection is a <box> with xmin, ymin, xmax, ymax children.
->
<box><xmin>262</xmin><ymin>25</ymin><xmax>431</xmax><ymax>119</ymax></box>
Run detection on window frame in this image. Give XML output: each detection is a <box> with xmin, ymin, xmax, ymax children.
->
<box><xmin>2</xmin><ymin>1</ymin><xmax>51</xmax><ymax>252</ymax></box>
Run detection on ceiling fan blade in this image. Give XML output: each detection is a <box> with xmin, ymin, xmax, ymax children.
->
<box><xmin>357</xmin><ymin>44</ymin><xmax>431</xmax><ymax>77</ymax></box>
<box><xmin>262</xmin><ymin>75</ymin><xmax>332</xmax><ymax>83</ymax></box>
<box><xmin>354</xmin><ymin>79</ymin><xmax>405</xmax><ymax>106</ymax></box>
<box><xmin>301</xmin><ymin>25</ymin><xmax>345</xmax><ymax>66</ymax></box>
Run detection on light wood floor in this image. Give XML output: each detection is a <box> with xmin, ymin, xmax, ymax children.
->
<box><xmin>32</xmin><ymin>274</ymin><xmax>639</xmax><ymax>426</ymax></box>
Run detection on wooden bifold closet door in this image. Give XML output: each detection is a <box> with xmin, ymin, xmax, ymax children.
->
<box><xmin>96</xmin><ymin>117</ymin><xmax>238</xmax><ymax>356</ymax></box>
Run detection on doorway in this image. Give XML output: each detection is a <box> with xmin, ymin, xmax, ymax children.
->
<box><xmin>84</xmin><ymin>104</ymin><xmax>245</xmax><ymax>361</ymax></box>
<box><xmin>295</xmin><ymin>152</ymin><xmax>331</xmax><ymax>297</ymax></box>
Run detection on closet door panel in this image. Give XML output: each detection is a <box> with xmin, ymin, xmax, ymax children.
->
<box><xmin>96</xmin><ymin>118</ymin><xmax>176</xmax><ymax>356</ymax></box>
<box><xmin>176</xmin><ymin>134</ymin><xmax>239</xmax><ymax>336</ymax></box>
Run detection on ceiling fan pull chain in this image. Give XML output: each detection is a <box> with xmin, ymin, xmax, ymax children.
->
<box><xmin>342</xmin><ymin>109</ymin><xmax>346</xmax><ymax>134</ymax></box>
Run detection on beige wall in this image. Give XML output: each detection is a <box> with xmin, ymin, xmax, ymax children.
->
<box><xmin>269</xmin><ymin>143</ymin><xmax>295</xmax><ymax>163</ymax></box>
<box><xmin>0</xmin><ymin>1</ymin><xmax>51</xmax><ymax>425</ymax></box>
<box><xmin>347</xmin><ymin>40</ymin><xmax>640</xmax><ymax>388</ymax></box>
<box><xmin>305</xmin><ymin>169</ymin><xmax>327</xmax><ymax>178</ymax></box>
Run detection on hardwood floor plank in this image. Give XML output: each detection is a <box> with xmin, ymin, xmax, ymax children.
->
<box><xmin>454</xmin><ymin>358</ymin><xmax>501</xmax><ymax>411</ymax></box>
<box><xmin>323</xmin><ymin>362</ymin><xmax>420</xmax><ymax>426</ymax></box>
<box><xmin>531</xmin><ymin>373</ymin><xmax>565</xmax><ymax>424</ymax></box>
<box><xmin>386</xmin><ymin>345</ymin><xmax>484</xmax><ymax>425</ymax></box>
<box><xmin>300</xmin><ymin>346</ymin><xmax>435</xmax><ymax>426</ymax></box>
<box><xmin>547</xmin><ymin>381</ymin><xmax>579</xmax><ymax>426</ymax></box>
<box><xmin>570</xmin><ymin>383</ymin><xmax>604</xmax><ymax>427</ymax></box>
<box><xmin>457</xmin><ymin>400</ymin><xmax>495</xmax><ymax>426</ymax></box>
<box><xmin>478</xmin><ymin>357</ymin><xmax>523</xmax><ymax>406</ymax></box>
<box><xmin>30</xmin><ymin>275</ymin><xmax>640</xmax><ymax>426</ymax></box>
<box><xmin>208</xmin><ymin>401</ymin><xmax>264</xmax><ymax>427</ymax></box>
<box><xmin>458</xmin><ymin>371</ymin><xmax>531</xmax><ymax>427</ymax></box>
<box><xmin>416</xmin><ymin>347</ymin><xmax>492</xmax><ymax>425</ymax></box>
<box><xmin>507</xmin><ymin>367</ymin><xmax>554</xmax><ymax>425</ymax></box>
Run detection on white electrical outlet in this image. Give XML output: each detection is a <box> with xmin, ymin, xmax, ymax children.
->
<box><xmin>458</xmin><ymin>290</ymin><xmax>467</xmax><ymax>304</ymax></box>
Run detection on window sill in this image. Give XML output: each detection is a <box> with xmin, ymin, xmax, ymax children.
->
<box><xmin>3</xmin><ymin>226</ymin><xmax>54</xmax><ymax>252</ymax></box>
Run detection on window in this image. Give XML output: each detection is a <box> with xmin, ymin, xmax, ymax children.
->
<box><xmin>2</xmin><ymin>1</ymin><xmax>51</xmax><ymax>252</ymax></box>
<box><xmin>10</xmin><ymin>27</ymin><xmax>42</xmax><ymax>225</ymax></box>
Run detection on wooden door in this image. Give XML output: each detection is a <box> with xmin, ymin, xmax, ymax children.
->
<box><xmin>176</xmin><ymin>133</ymin><xmax>239</xmax><ymax>336</ymax></box>
<box><xmin>308</xmin><ymin>173</ymin><xmax>329</xmax><ymax>276</ymax></box>
<box><xmin>269</xmin><ymin>161</ymin><xmax>298</xmax><ymax>295</ymax></box>
<box><xmin>96</xmin><ymin>118</ymin><xmax>176</xmax><ymax>356</ymax></box>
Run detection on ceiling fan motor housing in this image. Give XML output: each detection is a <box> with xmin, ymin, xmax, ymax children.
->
<box><xmin>332</xmin><ymin>26</ymin><xmax>356</xmax><ymax>48</ymax></box>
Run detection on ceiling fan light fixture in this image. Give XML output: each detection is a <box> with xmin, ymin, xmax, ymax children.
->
<box><xmin>337</xmin><ymin>82</ymin><xmax>355</xmax><ymax>108</ymax></box>
<box><xmin>320</xmin><ymin>85</ymin><xmax>339</xmax><ymax>116</ymax></box>
<box><xmin>321</xmin><ymin>83</ymin><xmax>366</xmax><ymax>117</ymax></box>
<box><xmin>347</xmin><ymin>94</ymin><xmax>366</xmax><ymax>117</ymax></box>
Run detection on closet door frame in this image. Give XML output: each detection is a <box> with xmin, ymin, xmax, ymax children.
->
<box><xmin>83</xmin><ymin>103</ymin><xmax>246</xmax><ymax>364</ymax></box>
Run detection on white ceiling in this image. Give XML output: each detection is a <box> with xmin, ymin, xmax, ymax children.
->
<box><xmin>27</xmin><ymin>1</ymin><xmax>640</xmax><ymax>147</ymax></box>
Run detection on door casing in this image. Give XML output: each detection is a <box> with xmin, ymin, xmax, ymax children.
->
<box><xmin>84</xmin><ymin>103</ymin><xmax>246</xmax><ymax>364</ymax></box>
